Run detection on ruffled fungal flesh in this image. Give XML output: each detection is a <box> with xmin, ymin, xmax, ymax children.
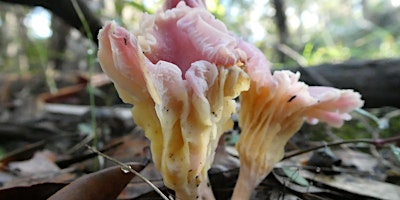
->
<box><xmin>232</xmin><ymin>43</ymin><xmax>364</xmax><ymax>199</ymax></box>
<box><xmin>97</xmin><ymin>2</ymin><xmax>250</xmax><ymax>199</ymax></box>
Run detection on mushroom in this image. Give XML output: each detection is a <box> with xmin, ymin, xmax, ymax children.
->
<box><xmin>231</xmin><ymin>41</ymin><xmax>364</xmax><ymax>199</ymax></box>
<box><xmin>97</xmin><ymin>1</ymin><xmax>250</xmax><ymax>199</ymax></box>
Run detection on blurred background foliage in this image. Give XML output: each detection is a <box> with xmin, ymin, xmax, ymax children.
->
<box><xmin>1</xmin><ymin>0</ymin><xmax>400</xmax><ymax>75</ymax></box>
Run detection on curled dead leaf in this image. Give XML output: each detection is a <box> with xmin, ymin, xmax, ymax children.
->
<box><xmin>48</xmin><ymin>163</ymin><xmax>144</xmax><ymax>200</ymax></box>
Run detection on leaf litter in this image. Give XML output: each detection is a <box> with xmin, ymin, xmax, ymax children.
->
<box><xmin>0</xmin><ymin>73</ymin><xmax>399</xmax><ymax>199</ymax></box>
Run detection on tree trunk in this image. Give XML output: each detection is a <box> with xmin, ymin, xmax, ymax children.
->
<box><xmin>272</xmin><ymin>0</ymin><xmax>288</xmax><ymax>63</ymax></box>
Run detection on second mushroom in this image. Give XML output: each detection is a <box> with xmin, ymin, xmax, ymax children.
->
<box><xmin>231</xmin><ymin>41</ymin><xmax>364</xmax><ymax>200</ymax></box>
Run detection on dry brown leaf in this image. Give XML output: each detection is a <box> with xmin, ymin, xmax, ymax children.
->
<box><xmin>300</xmin><ymin>169</ymin><xmax>400</xmax><ymax>200</ymax></box>
<box><xmin>48</xmin><ymin>163</ymin><xmax>144</xmax><ymax>200</ymax></box>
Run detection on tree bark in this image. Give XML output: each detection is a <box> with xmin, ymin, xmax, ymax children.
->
<box><xmin>285</xmin><ymin>58</ymin><xmax>400</xmax><ymax>108</ymax></box>
<box><xmin>272</xmin><ymin>0</ymin><xmax>289</xmax><ymax>63</ymax></box>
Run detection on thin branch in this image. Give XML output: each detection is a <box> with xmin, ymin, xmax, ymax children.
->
<box><xmin>85</xmin><ymin>145</ymin><xmax>171</xmax><ymax>200</ymax></box>
<box><xmin>275</xmin><ymin>43</ymin><xmax>333</xmax><ymax>87</ymax></box>
<box><xmin>283</xmin><ymin>135</ymin><xmax>400</xmax><ymax>160</ymax></box>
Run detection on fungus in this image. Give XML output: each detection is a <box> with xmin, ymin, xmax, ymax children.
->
<box><xmin>232</xmin><ymin>41</ymin><xmax>364</xmax><ymax>199</ymax></box>
<box><xmin>97</xmin><ymin>1</ymin><xmax>250</xmax><ymax>199</ymax></box>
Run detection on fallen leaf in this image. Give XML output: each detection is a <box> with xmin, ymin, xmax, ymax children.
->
<box><xmin>390</xmin><ymin>145</ymin><xmax>400</xmax><ymax>161</ymax></box>
<box><xmin>48</xmin><ymin>163</ymin><xmax>145</xmax><ymax>200</ymax></box>
<box><xmin>334</xmin><ymin>149</ymin><xmax>378</xmax><ymax>173</ymax></box>
<box><xmin>118</xmin><ymin>162</ymin><xmax>164</xmax><ymax>199</ymax></box>
<box><xmin>280</xmin><ymin>166</ymin><xmax>310</xmax><ymax>187</ymax></box>
<box><xmin>300</xmin><ymin>169</ymin><xmax>400</xmax><ymax>200</ymax></box>
<box><xmin>8</xmin><ymin>150</ymin><xmax>59</xmax><ymax>176</ymax></box>
<box><xmin>0</xmin><ymin>182</ymin><xmax>66</xmax><ymax>199</ymax></box>
<box><xmin>0</xmin><ymin>141</ymin><xmax>45</xmax><ymax>166</ymax></box>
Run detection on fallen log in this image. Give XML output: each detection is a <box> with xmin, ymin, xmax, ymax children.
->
<box><xmin>287</xmin><ymin>58</ymin><xmax>400</xmax><ymax>108</ymax></box>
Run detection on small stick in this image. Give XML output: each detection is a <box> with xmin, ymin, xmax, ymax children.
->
<box><xmin>85</xmin><ymin>145</ymin><xmax>171</xmax><ymax>200</ymax></box>
<box><xmin>283</xmin><ymin>135</ymin><xmax>400</xmax><ymax>160</ymax></box>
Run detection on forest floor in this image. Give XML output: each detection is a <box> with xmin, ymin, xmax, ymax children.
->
<box><xmin>0</xmin><ymin>72</ymin><xmax>399</xmax><ymax>200</ymax></box>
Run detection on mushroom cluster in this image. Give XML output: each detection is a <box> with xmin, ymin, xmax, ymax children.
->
<box><xmin>97</xmin><ymin>0</ymin><xmax>364</xmax><ymax>199</ymax></box>
<box><xmin>97</xmin><ymin>1</ymin><xmax>249</xmax><ymax>199</ymax></box>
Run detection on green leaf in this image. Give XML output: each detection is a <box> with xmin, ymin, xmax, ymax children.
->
<box><xmin>225</xmin><ymin>130</ymin><xmax>241</xmax><ymax>145</ymax></box>
<box><xmin>390</xmin><ymin>145</ymin><xmax>400</xmax><ymax>161</ymax></box>
<box><xmin>355</xmin><ymin>108</ymin><xmax>388</xmax><ymax>130</ymax></box>
<box><xmin>282</xmin><ymin>166</ymin><xmax>310</xmax><ymax>187</ymax></box>
<box><xmin>125</xmin><ymin>0</ymin><xmax>152</xmax><ymax>14</ymax></box>
<box><xmin>78</xmin><ymin>123</ymin><xmax>94</xmax><ymax>135</ymax></box>
<box><xmin>86</xmin><ymin>85</ymin><xmax>106</xmax><ymax>98</ymax></box>
<box><xmin>0</xmin><ymin>147</ymin><xmax>5</xmax><ymax>160</ymax></box>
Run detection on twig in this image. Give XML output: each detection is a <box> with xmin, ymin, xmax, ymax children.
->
<box><xmin>283</xmin><ymin>135</ymin><xmax>400</xmax><ymax>160</ymax></box>
<box><xmin>275</xmin><ymin>43</ymin><xmax>333</xmax><ymax>87</ymax></box>
<box><xmin>276</xmin><ymin>43</ymin><xmax>308</xmax><ymax>67</ymax></box>
<box><xmin>56</xmin><ymin>141</ymin><xmax>123</xmax><ymax>168</ymax></box>
<box><xmin>85</xmin><ymin>145</ymin><xmax>171</xmax><ymax>200</ymax></box>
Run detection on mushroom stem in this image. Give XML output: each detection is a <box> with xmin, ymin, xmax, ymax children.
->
<box><xmin>232</xmin><ymin>121</ymin><xmax>298</xmax><ymax>200</ymax></box>
<box><xmin>175</xmin><ymin>178</ymin><xmax>215</xmax><ymax>200</ymax></box>
<box><xmin>231</xmin><ymin>164</ymin><xmax>259</xmax><ymax>200</ymax></box>
<box><xmin>198</xmin><ymin>178</ymin><xmax>215</xmax><ymax>200</ymax></box>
